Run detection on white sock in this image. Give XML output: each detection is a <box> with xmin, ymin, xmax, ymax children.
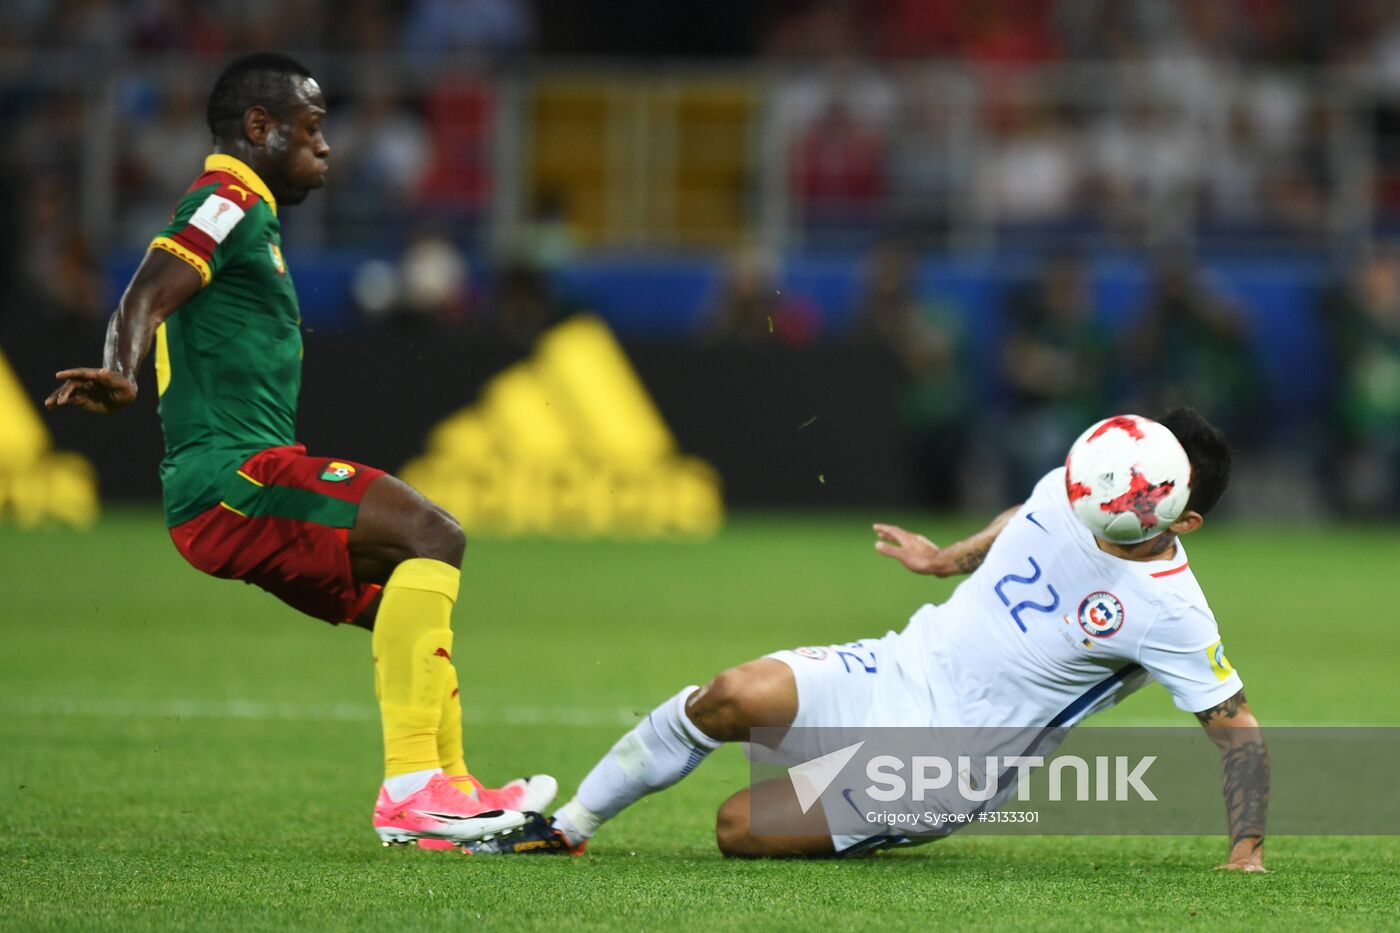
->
<box><xmin>552</xmin><ymin>686</ymin><xmax>721</xmax><ymax>844</ymax></box>
<box><xmin>383</xmin><ymin>767</ymin><xmax>441</xmax><ymax>801</ymax></box>
<box><xmin>552</xmin><ymin>798</ymin><xmax>605</xmax><ymax>844</ymax></box>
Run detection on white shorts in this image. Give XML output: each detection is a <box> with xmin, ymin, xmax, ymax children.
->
<box><xmin>765</xmin><ymin>630</ymin><xmax>935</xmax><ymax>854</ymax></box>
<box><xmin>767</xmin><ymin>636</ymin><xmax>884</xmax><ymax>731</ymax></box>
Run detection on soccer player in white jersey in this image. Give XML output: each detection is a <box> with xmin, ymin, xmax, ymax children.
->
<box><xmin>466</xmin><ymin>408</ymin><xmax>1268</xmax><ymax>871</ymax></box>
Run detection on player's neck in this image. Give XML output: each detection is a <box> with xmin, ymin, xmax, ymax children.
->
<box><xmin>211</xmin><ymin>142</ymin><xmax>279</xmax><ymax>200</ymax></box>
<box><xmin>1094</xmin><ymin>534</ymin><xmax>1178</xmax><ymax>563</ymax></box>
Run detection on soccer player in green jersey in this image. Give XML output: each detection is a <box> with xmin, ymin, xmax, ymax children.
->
<box><xmin>46</xmin><ymin>52</ymin><xmax>554</xmax><ymax>848</ymax></box>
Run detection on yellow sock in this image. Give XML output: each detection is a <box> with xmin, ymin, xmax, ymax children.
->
<box><xmin>372</xmin><ymin>557</ymin><xmax>460</xmax><ymax>779</ymax></box>
<box><xmin>439</xmin><ymin>666</ymin><xmax>470</xmax><ymax>780</ymax></box>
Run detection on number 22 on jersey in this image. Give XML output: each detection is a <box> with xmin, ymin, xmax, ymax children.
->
<box><xmin>994</xmin><ymin>556</ymin><xmax>1060</xmax><ymax>632</ymax></box>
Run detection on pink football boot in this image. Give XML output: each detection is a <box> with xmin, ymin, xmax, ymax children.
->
<box><xmin>374</xmin><ymin>773</ymin><xmax>526</xmax><ymax>846</ymax></box>
<box><xmin>463</xmin><ymin>774</ymin><xmax>559</xmax><ymax>812</ymax></box>
<box><xmin>415</xmin><ymin>774</ymin><xmax>558</xmax><ymax>850</ymax></box>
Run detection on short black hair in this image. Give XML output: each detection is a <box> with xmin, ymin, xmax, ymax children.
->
<box><xmin>206</xmin><ymin>52</ymin><xmax>314</xmax><ymax>139</ymax></box>
<box><xmin>1158</xmin><ymin>407</ymin><xmax>1232</xmax><ymax>516</ymax></box>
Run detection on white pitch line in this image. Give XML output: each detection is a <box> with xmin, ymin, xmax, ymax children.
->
<box><xmin>2</xmin><ymin>698</ymin><xmax>1384</xmax><ymax>729</ymax></box>
<box><xmin>2</xmin><ymin>696</ymin><xmax>642</xmax><ymax>729</ymax></box>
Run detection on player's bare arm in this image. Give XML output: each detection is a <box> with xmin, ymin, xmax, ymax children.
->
<box><xmin>45</xmin><ymin>249</ymin><xmax>201</xmax><ymax>414</ymax></box>
<box><xmin>873</xmin><ymin>506</ymin><xmax>1019</xmax><ymax>576</ymax></box>
<box><xmin>1194</xmin><ymin>689</ymin><xmax>1269</xmax><ymax>873</ymax></box>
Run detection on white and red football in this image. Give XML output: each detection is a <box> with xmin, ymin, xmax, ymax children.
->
<box><xmin>1064</xmin><ymin>414</ymin><xmax>1192</xmax><ymax>544</ymax></box>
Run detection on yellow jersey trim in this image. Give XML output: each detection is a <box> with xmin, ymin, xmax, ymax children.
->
<box><xmin>236</xmin><ymin>470</ymin><xmax>264</xmax><ymax>487</ymax></box>
<box><xmin>154</xmin><ymin>323</ymin><xmax>171</xmax><ymax>396</ymax></box>
<box><xmin>204</xmin><ymin>153</ymin><xmax>278</xmax><ymax>215</ymax></box>
<box><xmin>218</xmin><ymin>501</ymin><xmax>248</xmax><ymax>517</ymax></box>
<box><xmin>149</xmin><ymin>237</ymin><xmax>212</xmax><ymax>286</ymax></box>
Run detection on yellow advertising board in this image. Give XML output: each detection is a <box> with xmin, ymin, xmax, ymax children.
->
<box><xmin>400</xmin><ymin>316</ymin><xmax>722</xmax><ymax>537</ymax></box>
<box><xmin>0</xmin><ymin>348</ymin><xmax>99</xmax><ymax>527</ymax></box>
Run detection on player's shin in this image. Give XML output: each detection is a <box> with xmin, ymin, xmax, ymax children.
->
<box><xmin>371</xmin><ymin>557</ymin><xmax>460</xmax><ymax>798</ymax></box>
<box><xmin>437</xmin><ymin>666</ymin><xmax>469</xmax><ymax>779</ymax></box>
<box><xmin>553</xmin><ymin>686</ymin><xmax>721</xmax><ymax>845</ymax></box>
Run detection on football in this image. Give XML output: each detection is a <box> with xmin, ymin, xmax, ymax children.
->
<box><xmin>1064</xmin><ymin>414</ymin><xmax>1192</xmax><ymax>543</ymax></box>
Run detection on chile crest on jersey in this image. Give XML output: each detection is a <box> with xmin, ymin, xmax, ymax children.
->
<box><xmin>1077</xmin><ymin>591</ymin><xmax>1125</xmax><ymax>638</ymax></box>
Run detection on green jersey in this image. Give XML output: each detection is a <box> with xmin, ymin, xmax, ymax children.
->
<box><xmin>150</xmin><ymin>154</ymin><xmax>301</xmax><ymax>526</ymax></box>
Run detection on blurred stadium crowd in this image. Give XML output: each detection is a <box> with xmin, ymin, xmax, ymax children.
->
<box><xmin>3</xmin><ymin>0</ymin><xmax>1399</xmax><ymax>515</ymax></box>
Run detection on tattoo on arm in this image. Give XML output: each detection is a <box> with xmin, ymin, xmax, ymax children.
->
<box><xmin>953</xmin><ymin>541</ymin><xmax>991</xmax><ymax>574</ymax></box>
<box><xmin>1220</xmin><ymin>740</ymin><xmax>1269</xmax><ymax>849</ymax></box>
<box><xmin>1195</xmin><ymin>691</ymin><xmax>1269</xmax><ymax>849</ymax></box>
<box><xmin>946</xmin><ymin>506</ymin><xmax>1017</xmax><ymax>576</ymax></box>
<box><xmin>1193</xmin><ymin>690</ymin><xmax>1246</xmax><ymax>725</ymax></box>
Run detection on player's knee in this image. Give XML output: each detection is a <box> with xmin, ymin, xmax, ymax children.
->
<box><xmin>410</xmin><ymin>505</ymin><xmax>466</xmax><ymax>566</ymax></box>
<box><xmin>687</xmin><ymin>668</ymin><xmax>754</xmax><ymax>742</ymax></box>
<box><xmin>714</xmin><ymin>792</ymin><xmax>758</xmax><ymax>858</ymax></box>
<box><xmin>437</xmin><ymin>511</ymin><xmax>467</xmax><ymax>562</ymax></box>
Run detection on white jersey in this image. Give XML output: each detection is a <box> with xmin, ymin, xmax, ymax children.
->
<box><xmin>885</xmin><ymin>467</ymin><xmax>1243</xmax><ymax>729</ymax></box>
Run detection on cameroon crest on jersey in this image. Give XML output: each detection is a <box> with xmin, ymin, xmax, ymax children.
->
<box><xmin>321</xmin><ymin>461</ymin><xmax>356</xmax><ymax>483</ymax></box>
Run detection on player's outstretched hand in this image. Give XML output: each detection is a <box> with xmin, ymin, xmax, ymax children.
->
<box><xmin>873</xmin><ymin>523</ymin><xmax>953</xmax><ymax>576</ymax></box>
<box><xmin>45</xmin><ymin>368</ymin><xmax>137</xmax><ymax>414</ymax></box>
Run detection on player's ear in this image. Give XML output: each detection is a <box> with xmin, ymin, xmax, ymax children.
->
<box><xmin>1170</xmin><ymin>510</ymin><xmax>1204</xmax><ymax>536</ymax></box>
<box><xmin>242</xmin><ymin>105</ymin><xmax>274</xmax><ymax>145</ymax></box>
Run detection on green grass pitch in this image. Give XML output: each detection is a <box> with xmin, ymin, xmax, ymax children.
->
<box><xmin>2</xmin><ymin>511</ymin><xmax>1397</xmax><ymax>930</ymax></box>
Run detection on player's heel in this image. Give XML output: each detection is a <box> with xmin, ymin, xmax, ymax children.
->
<box><xmin>377</xmin><ymin>828</ymin><xmax>420</xmax><ymax>846</ymax></box>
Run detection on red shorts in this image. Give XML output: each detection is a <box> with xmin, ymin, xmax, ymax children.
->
<box><xmin>169</xmin><ymin>444</ymin><xmax>387</xmax><ymax>624</ymax></box>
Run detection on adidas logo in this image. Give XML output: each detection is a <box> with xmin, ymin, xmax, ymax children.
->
<box><xmin>400</xmin><ymin>316</ymin><xmax>723</xmax><ymax>538</ymax></box>
<box><xmin>0</xmin><ymin>346</ymin><xmax>99</xmax><ymax>528</ymax></box>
